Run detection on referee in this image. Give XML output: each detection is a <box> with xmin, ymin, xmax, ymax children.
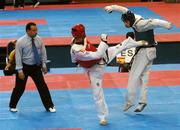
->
<box><xmin>9</xmin><ymin>22</ymin><xmax>56</xmax><ymax>113</ymax></box>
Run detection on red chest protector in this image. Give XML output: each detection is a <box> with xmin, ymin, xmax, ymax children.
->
<box><xmin>77</xmin><ymin>40</ymin><xmax>101</xmax><ymax>68</ymax></box>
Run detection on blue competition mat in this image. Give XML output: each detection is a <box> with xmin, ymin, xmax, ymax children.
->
<box><xmin>0</xmin><ymin>87</ymin><xmax>180</xmax><ymax>130</ymax></box>
<box><xmin>0</xmin><ymin>7</ymin><xmax>179</xmax><ymax>39</ymax></box>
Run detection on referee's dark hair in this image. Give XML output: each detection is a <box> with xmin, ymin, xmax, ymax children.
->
<box><xmin>26</xmin><ymin>22</ymin><xmax>36</xmax><ymax>32</ymax></box>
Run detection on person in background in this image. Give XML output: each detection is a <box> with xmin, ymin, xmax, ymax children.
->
<box><xmin>0</xmin><ymin>0</ymin><xmax>5</xmax><ymax>10</ymax></box>
<box><xmin>14</xmin><ymin>0</ymin><xmax>40</xmax><ymax>9</ymax></box>
<box><xmin>30</xmin><ymin>0</ymin><xmax>40</xmax><ymax>8</ymax></box>
<box><xmin>9</xmin><ymin>22</ymin><xmax>56</xmax><ymax>113</ymax></box>
<box><xmin>116</xmin><ymin>32</ymin><xmax>135</xmax><ymax>72</ymax></box>
<box><xmin>3</xmin><ymin>40</ymin><xmax>17</xmax><ymax>76</ymax></box>
<box><xmin>14</xmin><ymin>0</ymin><xmax>24</xmax><ymax>9</ymax></box>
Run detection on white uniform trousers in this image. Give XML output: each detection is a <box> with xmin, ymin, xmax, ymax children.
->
<box><xmin>83</xmin><ymin>39</ymin><xmax>144</xmax><ymax>120</ymax></box>
<box><xmin>86</xmin><ymin>64</ymin><xmax>108</xmax><ymax>120</ymax></box>
<box><xmin>126</xmin><ymin>47</ymin><xmax>156</xmax><ymax>105</ymax></box>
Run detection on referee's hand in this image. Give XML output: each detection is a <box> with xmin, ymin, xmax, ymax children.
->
<box><xmin>18</xmin><ymin>71</ymin><xmax>25</xmax><ymax>80</ymax></box>
<box><xmin>42</xmin><ymin>66</ymin><xmax>48</xmax><ymax>74</ymax></box>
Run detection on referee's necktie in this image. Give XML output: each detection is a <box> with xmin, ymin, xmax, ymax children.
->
<box><xmin>32</xmin><ymin>38</ymin><xmax>41</xmax><ymax>65</ymax></box>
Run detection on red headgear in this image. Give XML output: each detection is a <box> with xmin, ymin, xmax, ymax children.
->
<box><xmin>71</xmin><ymin>24</ymin><xmax>86</xmax><ymax>38</ymax></box>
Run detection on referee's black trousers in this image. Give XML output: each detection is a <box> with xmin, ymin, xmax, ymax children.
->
<box><xmin>9</xmin><ymin>64</ymin><xmax>54</xmax><ymax>111</ymax></box>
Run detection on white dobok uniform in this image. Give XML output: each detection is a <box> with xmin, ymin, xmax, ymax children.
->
<box><xmin>105</xmin><ymin>5</ymin><xmax>172</xmax><ymax>106</ymax></box>
<box><xmin>70</xmin><ymin>37</ymin><xmax>147</xmax><ymax>120</ymax></box>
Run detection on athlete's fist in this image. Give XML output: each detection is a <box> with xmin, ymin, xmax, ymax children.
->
<box><xmin>166</xmin><ymin>22</ymin><xmax>172</xmax><ymax>30</ymax></box>
<box><xmin>100</xmin><ymin>34</ymin><xmax>108</xmax><ymax>42</ymax></box>
<box><xmin>104</xmin><ymin>6</ymin><xmax>113</xmax><ymax>13</ymax></box>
